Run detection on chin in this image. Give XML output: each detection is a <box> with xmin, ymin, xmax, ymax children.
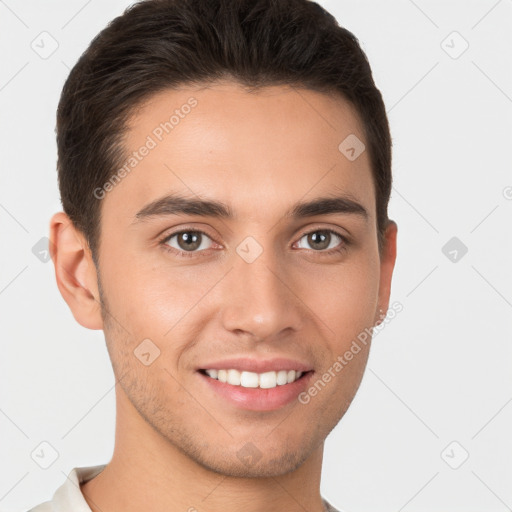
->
<box><xmin>193</xmin><ymin>447</ymin><xmax>308</xmax><ymax>478</ymax></box>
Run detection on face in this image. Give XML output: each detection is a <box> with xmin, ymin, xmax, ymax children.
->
<box><xmin>80</xmin><ymin>81</ymin><xmax>396</xmax><ymax>477</ymax></box>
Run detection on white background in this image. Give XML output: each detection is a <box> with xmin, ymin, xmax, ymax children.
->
<box><xmin>1</xmin><ymin>1</ymin><xmax>511</xmax><ymax>511</ymax></box>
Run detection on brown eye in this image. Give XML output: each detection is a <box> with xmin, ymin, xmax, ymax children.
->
<box><xmin>164</xmin><ymin>230</ymin><xmax>213</xmax><ymax>252</ymax></box>
<box><xmin>307</xmin><ymin>231</ymin><xmax>330</xmax><ymax>250</ymax></box>
<box><xmin>296</xmin><ymin>229</ymin><xmax>345</xmax><ymax>252</ymax></box>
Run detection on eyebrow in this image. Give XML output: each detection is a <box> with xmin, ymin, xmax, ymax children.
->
<box><xmin>133</xmin><ymin>193</ymin><xmax>368</xmax><ymax>223</ymax></box>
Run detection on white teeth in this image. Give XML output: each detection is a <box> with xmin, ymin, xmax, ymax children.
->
<box><xmin>227</xmin><ymin>369</ymin><xmax>241</xmax><ymax>386</ymax></box>
<box><xmin>259</xmin><ymin>371</ymin><xmax>277</xmax><ymax>389</ymax></box>
<box><xmin>203</xmin><ymin>368</ymin><xmax>305</xmax><ymax>388</ymax></box>
<box><xmin>240</xmin><ymin>371</ymin><xmax>259</xmax><ymax>388</ymax></box>
<box><xmin>205</xmin><ymin>369</ymin><xmax>218</xmax><ymax>379</ymax></box>
<box><xmin>276</xmin><ymin>370</ymin><xmax>288</xmax><ymax>385</ymax></box>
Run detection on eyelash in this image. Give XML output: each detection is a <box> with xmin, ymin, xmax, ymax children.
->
<box><xmin>158</xmin><ymin>227</ymin><xmax>351</xmax><ymax>259</ymax></box>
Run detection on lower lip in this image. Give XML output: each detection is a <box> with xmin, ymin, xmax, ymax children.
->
<box><xmin>198</xmin><ymin>371</ymin><xmax>314</xmax><ymax>411</ymax></box>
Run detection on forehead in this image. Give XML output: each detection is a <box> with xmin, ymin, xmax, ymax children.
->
<box><xmin>103</xmin><ymin>81</ymin><xmax>375</xmax><ymax>225</ymax></box>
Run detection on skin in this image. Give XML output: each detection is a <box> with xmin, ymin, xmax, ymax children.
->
<box><xmin>50</xmin><ymin>81</ymin><xmax>397</xmax><ymax>512</ymax></box>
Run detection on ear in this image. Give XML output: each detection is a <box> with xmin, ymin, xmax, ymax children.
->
<box><xmin>375</xmin><ymin>220</ymin><xmax>398</xmax><ymax>325</ymax></box>
<box><xmin>49</xmin><ymin>212</ymin><xmax>103</xmax><ymax>330</ymax></box>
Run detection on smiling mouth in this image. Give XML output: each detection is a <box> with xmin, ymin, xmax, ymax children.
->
<box><xmin>198</xmin><ymin>368</ymin><xmax>311</xmax><ymax>389</ymax></box>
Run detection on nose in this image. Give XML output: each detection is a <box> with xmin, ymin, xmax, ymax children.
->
<box><xmin>219</xmin><ymin>246</ymin><xmax>304</xmax><ymax>340</ymax></box>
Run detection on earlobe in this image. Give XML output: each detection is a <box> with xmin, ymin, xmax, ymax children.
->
<box><xmin>375</xmin><ymin>220</ymin><xmax>398</xmax><ymax>325</ymax></box>
<box><xmin>49</xmin><ymin>212</ymin><xmax>104</xmax><ymax>330</ymax></box>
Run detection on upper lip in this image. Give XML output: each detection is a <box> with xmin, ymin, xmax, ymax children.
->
<box><xmin>197</xmin><ymin>357</ymin><xmax>313</xmax><ymax>373</ymax></box>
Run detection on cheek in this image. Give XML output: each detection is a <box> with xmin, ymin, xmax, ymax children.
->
<box><xmin>303</xmin><ymin>254</ymin><xmax>380</xmax><ymax>341</ymax></box>
<box><xmin>100</xmin><ymin>250</ymin><xmax>220</xmax><ymax>352</ymax></box>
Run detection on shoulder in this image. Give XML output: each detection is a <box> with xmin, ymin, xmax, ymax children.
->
<box><xmin>323</xmin><ymin>497</ymin><xmax>345</xmax><ymax>512</ymax></box>
<box><xmin>25</xmin><ymin>464</ymin><xmax>107</xmax><ymax>512</ymax></box>
<box><xmin>27</xmin><ymin>501</ymin><xmax>53</xmax><ymax>512</ymax></box>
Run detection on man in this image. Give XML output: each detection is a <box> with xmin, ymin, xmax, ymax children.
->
<box><xmin>30</xmin><ymin>0</ymin><xmax>397</xmax><ymax>510</ymax></box>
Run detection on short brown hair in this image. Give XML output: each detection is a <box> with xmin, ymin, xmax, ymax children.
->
<box><xmin>56</xmin><ymin>0</ymin><xmax>392</xmax><ymax>263</ymax></box>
